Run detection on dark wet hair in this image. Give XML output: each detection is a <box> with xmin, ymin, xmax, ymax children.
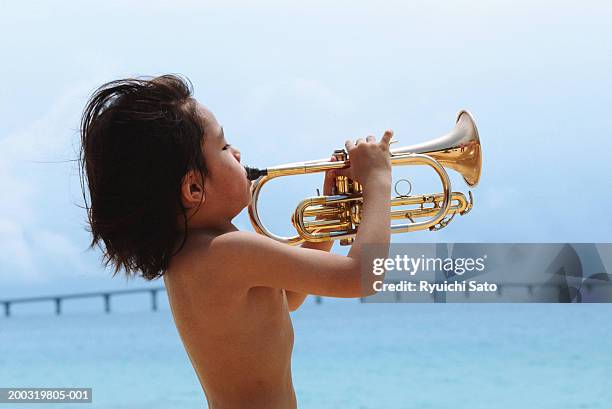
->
<box><xmin>79</xmin><ymin>74</ymin><xmax>206</xmax><ymax>280</ymax></box>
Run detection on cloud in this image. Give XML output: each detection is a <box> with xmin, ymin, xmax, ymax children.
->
<box><xmin>0</xmin><ymin>220</ymin><xmax>35</xmax><ymax>279</ymax></box>
<box><xmin>0</xmin><ymin>221</ymin><xmax>91</xmax><ymax>285</ymax></box>
<box><xmin>0</xmin><ymin>81</ymin><xmax>100</xmax><ymax>285</ymax></box>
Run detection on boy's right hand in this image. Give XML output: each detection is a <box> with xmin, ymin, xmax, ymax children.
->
<box><xmin>337</xmin><ymin>130</ymin><xmax>393</xmax><ymax>188</ymax></box>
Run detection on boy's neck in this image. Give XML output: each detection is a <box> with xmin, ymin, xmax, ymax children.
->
<box><xmin>191</xmin><ymin>219</ymin><xmax>238</xmax><ymax>234</ymax></box>
<box><xmin>178</xmin><ymin>214</ymin><xmax>239</xmax><ymax>236</ymax></box>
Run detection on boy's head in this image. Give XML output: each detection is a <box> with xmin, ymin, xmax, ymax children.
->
<box><xmin>80</xmin><ymin>74</ymin><xmax>250</xmax><ymax>280</ymax></box>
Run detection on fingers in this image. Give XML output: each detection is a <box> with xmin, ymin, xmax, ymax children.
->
<box><xmin>325</xmin><ymin>155</ymin><xmax>337</xmax><ymax>177</ymax></box>
<box><xmin>381</xmin><ymin>129</ymin><xmax>394</xmax><ymax>145</ymax></box>
<box><xmin>346</xmin><ymin>130</ymin><xmax>393</xmax><ymax>152</ymax></box>
<box><xmin>323</xmin><ymin>155</ymin><xmax>338</xmax><ymax>195</ymax></box>
<box><xmin>334</xmin><ymin>151</ymin><xmax>351</xmax><ymax>178</ymax></box>
<box><xmin>325</xmin><ymin>155</ymin><xmax>337</xmax><ymax>179</ymax></box>
<box><xmin>327</xmin><ymin>155</ymin><xmax>337</xmax><ymax>177</ymax></box>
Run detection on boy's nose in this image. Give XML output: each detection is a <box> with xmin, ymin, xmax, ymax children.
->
<box><xmin>233</xmin><ymin>147</ymin><xmax>241</xmax><ymax>162</ymax></box>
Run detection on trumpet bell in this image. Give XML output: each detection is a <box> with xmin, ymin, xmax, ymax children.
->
<box><xmin>391</xmin><ymin>110</ymin><xmax>482</xmax><ymax>187</ymax></box>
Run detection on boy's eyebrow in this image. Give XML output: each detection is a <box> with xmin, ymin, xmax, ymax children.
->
<box><xmin>219</xmin><ymin>126</ymin><xmax>225</xmax><ymax>140</ymax></box>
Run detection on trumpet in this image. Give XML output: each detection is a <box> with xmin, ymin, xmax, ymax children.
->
<box><xmin>245</xmin><ymin>109</ymin><xmax>482</xmax><ymax>245</ymax></box>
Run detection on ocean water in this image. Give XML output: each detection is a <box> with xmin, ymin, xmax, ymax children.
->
<box><xmin>1</xmin><ymin>299</ymin><xmax>611</xmax><ymax>409</ymax></box>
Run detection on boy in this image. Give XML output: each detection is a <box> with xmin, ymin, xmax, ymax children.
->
<box><xmin>80</xmin><ymin>74</ymin><xmax>392</xmax><ymax>409</ymax></box>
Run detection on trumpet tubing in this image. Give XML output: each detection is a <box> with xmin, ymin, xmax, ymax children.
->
<box><xmin>301</xmin><ymin>191</ymin><xmax>472</xmax><ymax>225</ymax></box>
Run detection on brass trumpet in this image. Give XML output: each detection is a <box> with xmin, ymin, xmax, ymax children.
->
<box><xmin>245</xmin><ymin>109</ymin><xmax>482</xmax><ymax>245</ymax></box>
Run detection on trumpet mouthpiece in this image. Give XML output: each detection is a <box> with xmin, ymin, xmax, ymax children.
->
<box><xmin>245</xmin><ymin>166</ymin><xmax>267</xmax><ymax>181</ymax></box>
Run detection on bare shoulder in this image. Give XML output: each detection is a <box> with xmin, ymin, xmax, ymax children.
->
<box><xmin>205</xmin><ymin>230</ymin><xmax>284</xmax><ymax>281</ymax></box>
<box><xmin>209</xmin><ymin>231</ymin><xmax>364</xmax><ymax>298</ymax></box>
<box><xmin>167</xmin><ymin>231</ymin><xmax>228</xmax><ymax>284</ymax></box>
<box><xmin>208</xmin><ymin>230</ymin><xmax>278</xmax><ymax>257</ymax></box>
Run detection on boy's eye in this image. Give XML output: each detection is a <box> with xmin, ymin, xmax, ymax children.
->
<box><xmin>222</xmin><ymin>144</ymin><xmax>231</xmax><ymax>150</ymax></box>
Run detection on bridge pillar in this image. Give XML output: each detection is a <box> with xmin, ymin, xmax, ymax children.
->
<box><xmin>150</xmin><ymin>290</ymin><xmax>158</xmax><ymax>311</ymax></box>
<box><xmin>103</xmin><ymin>294</ymin><xmax>111</xmax><ymax>313</ymax></box>
<box><xmin>54</xmin><ymin>298</ymin><xmax>62</xmax><ymax>315</ymax></box>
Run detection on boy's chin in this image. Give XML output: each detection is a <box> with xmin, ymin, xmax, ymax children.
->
<box><xmin>231</xmin><ymin>197</ymin><xmax>251</xmax><ymax>217</ymax></box>
<box><xmin>243</xmin><ymin>189</ymin><xmax>253</xmax><ymax>206</ymax></box>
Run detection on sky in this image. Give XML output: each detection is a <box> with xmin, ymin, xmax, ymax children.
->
<box><xmin>0</xmin><ymin>0</ymin><xmax>611</xmax><ymax>297</ymax></box>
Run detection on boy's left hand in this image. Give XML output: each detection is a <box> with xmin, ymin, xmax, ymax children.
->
<box><xmin>322</xmin><ymin>155</ymin><xmax>337</xmax><ymax>196</ymax></box>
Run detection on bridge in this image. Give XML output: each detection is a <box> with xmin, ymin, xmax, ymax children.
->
<box><xmin>0</xmin><ymin>287</ymin><xmax>166</xmax><ymax>317</ymax></box>
<box><xmin>1</xmin><ymin>280</ymin><xmax>603</xmax><ymax>317</ymax></box>
<box><xmin>0</xmin><ymin>287</ymin><xmax>326</xmax><ymax>317</ymax></box>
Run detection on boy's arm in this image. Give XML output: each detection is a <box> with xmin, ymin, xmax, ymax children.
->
<box><xmin>207</xmin><ymin>132</ymin><xmax>393</xmax><ymax>298</ymax></box>
<box><xmin>286</xmin><ymin>241</ymin><xmax>334</xmax><ymax>311</ymax></box>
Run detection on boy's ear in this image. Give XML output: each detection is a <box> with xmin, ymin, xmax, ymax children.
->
<box><xmin>180</xmin><ymin>170</ymin><xmax>206</xmax><ymax>209</ymax></box>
